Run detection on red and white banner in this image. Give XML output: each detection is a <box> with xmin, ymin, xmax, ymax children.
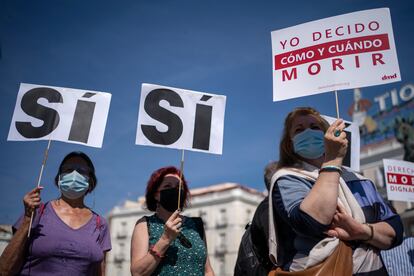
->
<box><xmin>271</xmin><ymin>8</ymin><xmax>401</xmax><ymax>101</ymax></box>
<box><xmin>383</xmin><ymin>159</ymin><xmax>414</xmax><ymax>203</ymax></box>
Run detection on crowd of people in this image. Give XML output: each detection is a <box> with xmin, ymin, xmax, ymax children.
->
<box><xmin>0</xmin><ymin>107</ymin><xmax>408</xmax><ymax>276</ymax></box>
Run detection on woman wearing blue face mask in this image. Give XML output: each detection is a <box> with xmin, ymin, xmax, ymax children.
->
<box><xmin>0</xmin><ymin>151</ymin><xmax>111</xmax><ymax>276</ymax></box>
<box><xmin>268</xmin><ymin>107</ymin><xmax>403</xmax><ymax>275</ymax></box>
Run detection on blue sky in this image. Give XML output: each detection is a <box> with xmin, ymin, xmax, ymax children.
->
<box><xmin>1</xmin><ymin>0</ymin><xmax>413</xmax><ymax>224</ymax></box>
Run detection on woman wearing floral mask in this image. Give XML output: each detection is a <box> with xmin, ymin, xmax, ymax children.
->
<box><xmin>130</xmin><ymin>166</ymin><xmax>215</xmax><ymax>276</ymax></box>
<box><xmin>269</xmin><ymin>107</ymin><xmax>403</xmax><ymax>275</ymax></box>
<box><xmin>0</xmin><ymin>151</ymin><xmax>111</xmax><ymax>275</ymax></box>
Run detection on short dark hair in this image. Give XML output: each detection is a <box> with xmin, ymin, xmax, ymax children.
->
<box><xmin>145</xmin><ymin>166</ymin><xmax>190</xmax><ymax>211</ymax></box>
<box><xmin>54</xmin><ymin>151</ymin><xmax>97</xmax><ymax>194</ymax></box>
<box><xmin>264</xmin><ymin>161</ymin><xmax>278</xmax><ymax>191</ymax></box>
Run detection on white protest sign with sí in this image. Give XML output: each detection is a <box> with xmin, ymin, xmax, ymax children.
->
<box><xmin>383</xmin><ymin>159</ymin><xmax>414</xmax><ymax>203</ymax></box>
<box><xmin>272</xmin><ymin>8</ymin><xmax>401</xmax><ymax>101</ymax></box>
<box><xmin>322</xmin><ymin>115</ymin><xmax>360</xmax><ymax>171</ymax></box>
<box><xmin>8</xmin><ymin>83</ymin><xmax>112</xmax><ymax>148</ymax></box>
<box><xmin>136</xmin><ymin>83</ymin><xmax>226</xmax><ymax>154</ymax></box>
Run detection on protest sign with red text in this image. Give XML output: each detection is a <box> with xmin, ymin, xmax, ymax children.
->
<box><xmin>271</xmin><ymin>8</ymin><xmax>401</xmax><ymax>101</ymax></box>
<box><xmin>383</xmin><ymin>159</ymin><xmax>414</xmax><ymax>203</ymax></box>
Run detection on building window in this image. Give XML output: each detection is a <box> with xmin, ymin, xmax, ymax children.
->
<box><xmin>376</xmin><ymin>167</ymin><xmax>385</xmax><ymax>188</ymax></box>
<box><xmin>215</xmin><ymin>232</ymin><xmax>226</xmax><ymax>254</ymax></box>
<box><xmin>246</xmin><ymin>209</ymin><xmax>252</xmax><ymax>223</ymax></box>
<box><xmin>199</xmin><ymin>210</ymin><xmax>207</xmax><ymax>228</ymax></box>
<box><xmin>376</xmin><ymin>167</ymin><xmax>388</xmax><ymax>199</ymax></box>
<box><xmin>115</xmin><ymin>242</ymin><xmax>125</xmax><ymax>262</ymax></box>
<box><xmin>218</xmin><ymin>256</ymin><xmax>225</xmax><ymax>275</ymax></box>
<box><xmin>216</xmin><ymin>208</ymin><xmax>227</xmax><ymax>227</ymax></box>
<box><xmin>220</xmin><ymin>232</ymin><xmax>226</xmax><ymax>246</ymax></box>
<box><xmin>116</xmin><ymin>264</ymin><xmax>123</xmax><ymax>275</ymax></box>
<box><xmin>117</xmin><ymin>221</ymin><xmax>127</xmax><ymax>239</ymax></box>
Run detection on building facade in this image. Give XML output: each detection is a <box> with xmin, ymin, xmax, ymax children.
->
<box><xmin>360</xmin><ymin>138</ymin><xmax>414</xmax><ymax>234</ymax></box>
<box><xmin>106</xmin><ymin>183</ymin><xmax>265</xmax><ymax>276</ymax></box>
<box><xmin>351</xmin><ymin>84</ymin><xmax>414</xmax><ymax>235</ymax></box>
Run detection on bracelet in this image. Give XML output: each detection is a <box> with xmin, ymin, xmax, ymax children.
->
<box><xmin>362</xmin><ymin>223</ymin><xmax>374</xmax><ymax>242</ymax></box>
<box><xmin>149</xmin><ymin>245</ymin><xmax>164</xmax><ymax>258</ymax></box>
<box><xmin>319</xmin><ymin>165</ymin><xmax>342</xmax><ymax>174</ymax></box>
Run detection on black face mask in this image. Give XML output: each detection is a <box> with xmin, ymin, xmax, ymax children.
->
<box><xmin>159</xmin><ymin>187</ymin><xmax>185</xmax><ymax>212</ymax></box>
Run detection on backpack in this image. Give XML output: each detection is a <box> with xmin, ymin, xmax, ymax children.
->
<box><xmin>234</xmin><ymin>223</ymin><xmax>269</xmax><ymax>276</ymax></box>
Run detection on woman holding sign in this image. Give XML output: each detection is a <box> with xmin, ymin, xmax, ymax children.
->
<box><xmin>130</xmin><ymin>166</ymin><xmax>214</xmax><ymax>276</ymax></box>
<box><xmin>269</xmin><ymin>107</ymin><xmax>403</xmax><ymax>275</ymax></box>
<box><xmin>0</xmin><ymin>151</ymin><xmax>111</xmax><ymax>275</ymax></box>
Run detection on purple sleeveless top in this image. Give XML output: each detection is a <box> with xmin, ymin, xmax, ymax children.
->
<box><xmin>13</xmin><ymin>202</ymin><xmax>111</xmax><ymax>276</ymax></box>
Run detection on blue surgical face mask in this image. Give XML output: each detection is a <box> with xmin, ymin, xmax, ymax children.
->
<box><xmin>58</xmin><ymin>170</ymin><xmax>90</xmax><ymax>199</ymax></box>
<box><xmin>292</xmin><ymin>128</ymin><xmax>325</xmax><ymax>160</ymax></box>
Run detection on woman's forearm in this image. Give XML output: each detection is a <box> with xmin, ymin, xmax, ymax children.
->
<box><xmin>300</xmin><ymin>164</ymin><xmax>341</xmax><ymax>224</ymax></box>
<box><xmin>0</xmin><ymin>216</ymin><xmax>30</xmax><ymax>275</ymax></box>
<box><xmin>364</xmin><ymin>222</ymin><xmax>396</xmax><ymax>250</ymax></box>
<box><xmin>131</xmin><ymin>236</ymin><xmax>170</xmax><ymax>276</ymax></box>
<box><xmin>131</xmin><ymin>254</ymin><xmax>159</xmax><ymax>276</ymax></box>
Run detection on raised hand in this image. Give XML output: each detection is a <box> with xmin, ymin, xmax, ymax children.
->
<box><xmin>162</xmin><ymin>210</ymin><xmax>182</xmax><ymax>243</ymax></box>
<box><xmin>23</xmin><ymin>186</ymin><xmax>43</xmax><ymax>218</ymax></box>
<box><xmin>324</xmin><ymin>119</ymin><xmax>348</xmax><ymax>165</ymax></box>
<box><xmin>325</xmin><ymin>203</ymin><xmax>370</xmax><ymax>241</ymax></box>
